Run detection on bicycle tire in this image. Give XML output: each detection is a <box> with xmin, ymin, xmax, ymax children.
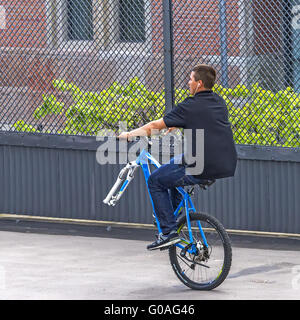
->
<box><xmin>169</xmin><ymin>212</ymin><xmax>232</xmax><ymax>290</ymax></box>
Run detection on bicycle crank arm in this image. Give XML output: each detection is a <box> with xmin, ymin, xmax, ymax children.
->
<box><xmin>177</xmin><ymin>254</ymin><xmax>210</xmax><ymax>269</ymax></box>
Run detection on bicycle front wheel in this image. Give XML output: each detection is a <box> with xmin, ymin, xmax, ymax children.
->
<box><xmin>169</xmin><ymin>212</ymin><xmax>232</xmax><ymax>290</ymax></box>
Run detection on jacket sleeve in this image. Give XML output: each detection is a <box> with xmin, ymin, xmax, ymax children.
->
<box><xmin>163</xmin><ymin>99</ymin><xmax>187</xmax><ymax>128</ymax></box>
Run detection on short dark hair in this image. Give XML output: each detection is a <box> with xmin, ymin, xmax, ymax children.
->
<box><xmin>192</xmin><ymin>64</ymin><xmax>216</xmax><ymax>89</ymax></box>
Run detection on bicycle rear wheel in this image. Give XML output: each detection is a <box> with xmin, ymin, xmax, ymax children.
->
<box><xmin>169</xmin><ymin>212</ymin><xmax>232</xmax><ymax>290</ymax></box>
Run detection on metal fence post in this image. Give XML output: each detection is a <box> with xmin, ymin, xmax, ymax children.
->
<box><xmin>283</xmin><ymin>0</ymin><xmax>294</xmax><ymax>88</ymax></box>
<box><xmin>163</xmin><ymin>0</ymin><xmax>174</xmax><ymax>113</ymax></box>
<box><xmin>218</xmin><ymin>0</ymin><xmax>229</xmax><ymax>88</ymax></box>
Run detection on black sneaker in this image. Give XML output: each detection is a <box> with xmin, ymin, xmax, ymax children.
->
<box><xmin>147</xmin><ymin>231</ymin><xmax>180</xmax><ymax>251</ymax></box>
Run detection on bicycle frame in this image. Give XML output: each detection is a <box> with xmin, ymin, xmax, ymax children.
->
<box><xmin>103</xmin><ymin>148</ymin><xmax>209</xmax><ymax>252</ymax></box>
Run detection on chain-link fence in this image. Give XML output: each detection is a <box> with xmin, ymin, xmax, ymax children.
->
<box><xmin>0</xmin><ymin>0</ymin><xmax>299</xmax><ymax>148</ymax></box>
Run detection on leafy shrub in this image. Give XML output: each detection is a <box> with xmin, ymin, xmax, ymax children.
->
<box><xmin>13</xmin><ymin>120</ymin><xmax>37</xmax><ymax>133</ymax></box>
<box><xmin>13</xmin><ymin>78</ymin><xmax>300</xmax><ymax>148</ymax></box>
<box><xmin>214</xmin><ymin>83</ymin><xmax>300</xmax><ymax>147</ymax></box>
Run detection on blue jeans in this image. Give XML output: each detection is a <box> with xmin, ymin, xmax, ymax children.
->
<box><xmin>147</xmin><ymin>156</ymin><xmax>207</xmax><ymax>235</ymax></box>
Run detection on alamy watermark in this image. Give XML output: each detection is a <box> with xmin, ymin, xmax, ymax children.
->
<box><xmin>96</xmin><ymin>121</ymin><xmax>205</xmax><ymax>176</ymax></box>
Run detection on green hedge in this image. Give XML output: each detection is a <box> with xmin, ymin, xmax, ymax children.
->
<box><xmin>214</xmin><ymin>83</ymin><xmax>300</xmax><ymax>148</ymax></box>
<box><xmin>13</xmin><ymin>78</ymin><xmax>300</xmax><ymax>148</ymax></box>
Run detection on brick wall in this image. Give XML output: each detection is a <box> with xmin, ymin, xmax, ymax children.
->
<box><xmin>253</xmin><ymin>0</ymin><xmax>283</xmax><ymax>54</ymax></box>
<box><xmin>0</xmin><ymin>0</ymin><xmax>47</xmax><ymax>48</ymax></box>
<box><xmin>171</xmin><ymin>0</ymin><xmax>242</xmax><ymax>88</ymax></box>
<box><xmin>0</xmin><ymin>0</ymin><xmax>288</xmax><ymax>130</ymax></box>
<box><xmin>0</xmin><ymin>1</ymin><xmax>50</xmax><ymax>94</ymax></box>
<box><xmin>172</xmin><ymin>0</ymin><xmax>241</xmax><ymax>57</ymax></box>
<box><xmin>1</xmin><ymin>0</ymin><xmax>281</xmax><ymax>91</ymax></box>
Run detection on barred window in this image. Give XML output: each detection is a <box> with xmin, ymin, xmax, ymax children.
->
<box><xmin>119</xmin><ymin>0</ymin><xmax>146</xmax><ymax>43</ymax></box>
<box><xmin>67</xmin><ymin>0</ymin><xmax>94</xmax><ymax>41</ymax></box>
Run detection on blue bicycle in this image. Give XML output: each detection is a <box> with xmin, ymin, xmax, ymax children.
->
<box><xmin>103</xmin><ymin>139</ymin><xmax>232</xmax><ymax>290</ymax></box>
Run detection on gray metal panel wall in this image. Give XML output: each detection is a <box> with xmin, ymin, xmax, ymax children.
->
<box><xmin>193</xmin><ymin>160</ymin><xmax>300</xmax><ymax>234</ymax></box>
<box><xmin>0</xmin><ymin>144</ymin><xmax>154</xmax><ymax>225</ymax></box>
<box><xmin>0</xmin><ymin>141</ymin><xmax>299</xmax><ymax>234</ymax></box>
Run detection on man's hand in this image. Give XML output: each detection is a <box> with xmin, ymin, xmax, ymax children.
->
<box><xmin>117</xmin><ymin>132</ymin><xmax>130</xmax><ymax>141</ymax></box>
<box><xmin>164</xmin><ymin>127</ymin><xmax>178</xmax><ymax>135</ymax></box>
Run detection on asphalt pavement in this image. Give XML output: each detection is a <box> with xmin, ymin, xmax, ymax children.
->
<box><xmin>0</xmin><ymin>219</ymin><xmax>299</xmax><ymax>300</ymax></box>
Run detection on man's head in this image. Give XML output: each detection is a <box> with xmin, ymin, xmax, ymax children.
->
<box><xmin>188</xmin><ymin>64</ymin><xmax>216</xmax><ymax>95</ymax></box>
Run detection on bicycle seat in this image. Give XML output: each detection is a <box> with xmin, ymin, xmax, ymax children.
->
<box><xmin>186</xmin><ymin>179</ymin><xmax>215</xmax><ymax>195</ymax></box>
<box><xmin>198</xmin><ymin>179</ymin><xmax>216</xmax><ymax>190</ymax></box>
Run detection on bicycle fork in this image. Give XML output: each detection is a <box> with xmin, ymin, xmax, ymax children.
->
<box><xmin>103</xmin><ymin>161</ymin><xmax>138</xmax><ymax>206</ymax></box>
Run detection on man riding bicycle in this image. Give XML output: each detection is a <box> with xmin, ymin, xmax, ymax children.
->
<box><xmin>118</xmin><ymin>64</ymin><xmax>237</xmax><ymax>250</ymax></box>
